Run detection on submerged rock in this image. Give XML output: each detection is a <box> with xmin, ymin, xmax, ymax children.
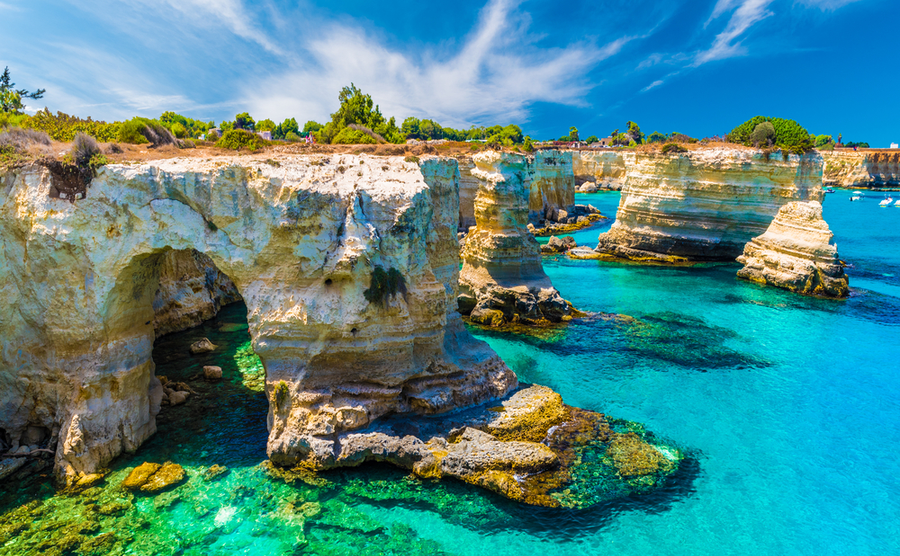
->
<box><xmin>203</xmin><ymin>365</ymin><xmax>223</xmax><ymax>380</ymax></box>
<box><xmin>189</xmin><ymin>338</ymin><xmax>217</xmax><ymax>355</ymax></box>
<box><xmin>122</xmin><ymin>461</ymin><xmax>185</xmax><ymax>493</ymax></box>
<box><xmin>737</xmin><ymin>201</ymin><xmax>849</xmax><ymax>297</ymax></box>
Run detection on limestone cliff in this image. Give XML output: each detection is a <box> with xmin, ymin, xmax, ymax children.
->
<box><xmin>0</xmin><ymin>155</ymin><xmax>516</xmax><ymax>482</ymax></box>
<box><xmin>530</xmin><ymin>150</ymin><xmax>575</xmax><ymax>221</ymax></box>
<box><xmin>823</xmin><ymin>150</ymin><xmax>900</xmax><ymax>190</ymax></box>
<box><xmin>153</xmin><ymin>249</ymin><xmax>241</xmax><ymax>337</ymax></box>
<box><xmin>458</xmin><ymin>151</ymin><xmax>574</xmax><ymax>326</ymax></box>
<box><xmin>736</xmin><ymin>201</ymin><xmax>848</xmax><ymax>297</ymax></box>
<box><xmin>595</xmin><ymin>148</ymin><xmax>824</xmax><ymax>262</ymax></box>
<box><xmin>457</xmin><ymin>155</ymin><xmax>478</xmax><ymax>231</ymax></box>
<box><xmin>572</xmin><ymin>151</ymin><xmax>633</xmax><ymax>190</ymax></box>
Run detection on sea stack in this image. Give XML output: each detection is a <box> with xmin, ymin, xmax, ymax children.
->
<box><xmin>594</xmin><ymin>148</ymin><xmax>824</xmax><ymax>262</ymax></box>
<box><xmin>737</xmin><ymin>201</ymin><xmax>849</xmax><ymax>297</ymax></box>
<box><xmin>458</xmin><ymin>151</ymin><xmax>575</xmax><ymax>326</ymax></box>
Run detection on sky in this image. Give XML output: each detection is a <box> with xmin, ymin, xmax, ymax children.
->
<box><xmin>1</xmin><ymin>0</ymin><xmax>897</xmax><ymax>145</ymax></box>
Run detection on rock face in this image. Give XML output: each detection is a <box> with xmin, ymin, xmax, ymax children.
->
<box><xmin>530</xmin><ymin>150</ymin><xmax>575</xmax><ymax>221</ymax></box>
<box><xmin>572</xmin><ymin>151</ymin><xmax>632</xmax><ymax>190</ymax></box>
<box><xmin>153</xmin><ymin>249</ymin><xmax>241</xmax><ymax>337</ymax></box>
<box><xmin>457</xmin><ymin>155</ymin><xmax>478</xmax><ymax>231</ymax></box>
<box><xmin>737</xmin><ymin>201</ymin><xmax>849</xmax><ymax>297</ymax></box>
<box><xmin>823</xmin><ymin>150</ymin><xmax>900</xmax><ymax>190</ymax></box>
<box><xmin>458</xmin><ymin>152</ymin><xmax>574</xmax><ymax>326</ymax></box>
<box><xmin>595</xmin><ymin>148</ymin><xmax>825</xmax><ymax>262</ymax></box>
<box><xmin>0</xmin><ymin>154</ymin><xmax>515</xmax><ymax>483</ymax></box>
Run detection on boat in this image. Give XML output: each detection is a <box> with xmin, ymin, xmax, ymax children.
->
<box><xmin>879</xmin><ymin>196</ymin><xmax>894</xmax><ymax>207</ymax></box>
<box><xmin>850</xmin><ymin>194</ymin><xmax>862</xmax><ymax>201</ymax></box>
<box><xmin>824</xmin><ymin>187</ymin><xmax>835</xmax><ymax>193</ymax></box>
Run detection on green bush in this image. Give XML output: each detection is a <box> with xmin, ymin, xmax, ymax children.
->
<box><xmin>332</xmin><ymin>126</ymin><xmax>378</xmax><ymax>144</ymax></box>
<box><xmin>170</xmin><ymin>122</ymin><xmax>187</xmax><ymax>138</ymax></box>
<box><xmin>749</xmin><ymin>122</ymin><xmax>776</xmax><ymax>146</ymax></box>
<box><xmin>648</xmin><ymin>131</ymin><xmax>667</xmax><ymax>143</ymax></box>
<box><xmin>116</xmin><ymin>117</ymin><xmax>175</xmax><ymax>146</ymax></box>
<box><xmin>25</xmin><ymin>109</ymin><xmax>119</xmax><ymax>142</ymax></box>
<box><xmin>71</xmin><ymin>132</ymin><xmax>100</xmax><ymax>166</ymax></box>
<box><xmin>661</xmin><ymin>143</ymin><xmax>688</xmax><ymax>154</ymax></box>
<box><xmin>215</xmin><ymin>129</ymin><xmax>266</xmax><ymax>151</ymax></box>
<box><xmin>285</xmin><ymin>131</ymin><xmax>301</xmax><ymax>142</ymax></box>
<box><xmin>364</xmin><ymin>267</ymin><xmax>405</xmax><ymax>304</ymax></box>
<box><xmin>274</xmin><ymin>381</ymin><xmax>289</xmax><ymax>409</ymax></box>
<box><xmin>728</xmin><ymin>116</ymin><xmax>812</xmax><ymax>151</ymax></box>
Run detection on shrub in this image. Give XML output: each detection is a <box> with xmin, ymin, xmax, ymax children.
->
<box><xmin>332</xmin><ymin>126</ymin><xmax>378</xmax><ymax>145</ymax></box>
<box><xmin>647</xmin><ymin>131</ymin><xmax>667</xmax><ymax>143</ymax></box>
<box><xmin>274</xmin><ymin>381</ymin><xmax>289</xmax><ymax>409</ymax></box>
<box><xmin>25</xmin><ymin>109</ymin><xmax>119</xmax><ymax>142</ymax></box>
<box><xmin>284</xmin><ymin>131</ymin><xmax>301</xmax><ymax>142</ymax></box>
<box><xmin>206</xmin><ymin>130</ymin><xmax>219</xmax><ymax>141</ymax></box>
<box><xmin>523</xmin><ymin>136</ymin><xmax>534</xmax><ymax>152</ymax></box>
<box><xmin>216</xmin><ymin>129</ymin><xmax>266</xmax><ymax>151</ymax></box>
<box><xmin>117</xmin><ymin>117</ymin><xmax>175</xmax><ymax>146</ymax></box>
<box><xmin>728</xmin><ymin>116</ymin><xmax>812</xmax><ymax>151</ymax></box>
<box><xmin>0</xmin><ymin>127</ymin><xmax>51</xmax><ymax>152</ymax></box>
<box><xmin>661</xmin><ymin>142</ymin><xmax>688</xmax><ymax>154</ymax></box>
<box><xmin>404</xmin><ymin>155</ymin><xmax>419</xmax><ymax>164</ymax></box>
<box><xmin>71</xmin><ymin>132</ymin><xmax>101</xmax><ymax>166</ymax></box>
<box><xmin>170</xmin><ymin>122</ymin><xmax>187</xmax><ymax>138</ymax></box>
<box><xmin>749</xmin><ymin>122</ymin><xmax>776</xmax><ymax>147</ymax></box>
<box><xmin>364</xmin><ymin>267</ymin><xmax>405</xmax><ymax>304</ymax></box>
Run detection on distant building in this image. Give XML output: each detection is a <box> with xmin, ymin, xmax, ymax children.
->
<box><xmin>891</xmin><ymin>143</ymin><xmax>898</xmax><ymax>149</ymax></box>
<box><xmin>258</xmin><ymin>131</ymin><xmax>272</xmax><ymax>141</ymax></box>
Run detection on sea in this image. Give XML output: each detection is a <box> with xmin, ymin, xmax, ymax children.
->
<box><xmin>1</xmin><ymin>189</ymin><xmax>898</xmax><ymax>555</ymax></box>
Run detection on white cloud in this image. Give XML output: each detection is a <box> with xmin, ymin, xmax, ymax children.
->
<box><xmin>244</xmin><ymin>0</ymin><xmax>642</xmax><ymax>126</ymax></box>
<box><xmin>794</xmin><ymin>0</ymin><xmax>864</xmax><ymax>9</ymax></box>
<box><xmin>695</xmin><ymin>0</ymin><xmax>775</xmax><ymax>65</ymax></box>
<box><xmin>640</xmin><ymin>80</ymin><xmax>665</xmax><ymax>92</ymax></box>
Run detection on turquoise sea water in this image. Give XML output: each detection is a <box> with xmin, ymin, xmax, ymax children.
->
<box><xmin>2</xmin><ymin>190</ymin><xmax>898</xmax><ymax>555</ymax></box>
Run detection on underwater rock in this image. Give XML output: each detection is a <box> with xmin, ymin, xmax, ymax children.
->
<box><xmin>122</xmin><ymin>461</ymin><xmax>185</xmax><ymax>492</ymax></box>
<box><xmin>122</xmin><ymin>462</ymin><xmax>162</xmax><ymax>490</ymax></box>
<box><xmin>168</xmin><ymin>391</ymin><xmax>189</xmax><ymax>406</ymax></box>
<box><xmin>203</xmin><ymin>365</ymin><xmax>223</xmax><ymax>380</ymax></box>
<box><xmin>458</xmin><ymin>151</ymin><xmax>576</xmax><ymax>327</ymax></box>
<box><xmin>606</xmin><ymin>432</ymin><xmax>673</xmax><ymax>477</ymax></box>
<box><xmin>203</xmin><ymin>464</ymin><xmax>228</xmax><ymax>481</ymax></box>
<box><xmin>594</xmin><ymin>148</ymin><xmax>824</xmax><ymax>262</ymax></box>
<box><xmin>190</xmin><ymin>338</ymin><xmax>217</xmax><ymax>354</ymax></box>
<box><xmin>736</xmin><ymin>201</ymin><xmax>849</xmax><ymax>297</ymax></box>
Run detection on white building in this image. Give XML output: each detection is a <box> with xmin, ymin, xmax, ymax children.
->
<box><xmin>258</xmin><ymin>131</ymin><xmax>272</xmax><ymax>141</ymax></box>
<box><xmin>891</xmin><ymin>143</ymin><xmax>898</xmax><ymax>149</ymax></box>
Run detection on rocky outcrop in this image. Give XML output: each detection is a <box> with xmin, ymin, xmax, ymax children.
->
<box><xmin>594</xmin><ymin>148</ymin><xmax>824</xmax><ymax>262</ymax></box>
<box><xmin>0</xmin><ymin>154</ymin><xmax>516</xmax><ymax>483</ymax></box>
<box><xmin>823</xmin><ymin>150</ymin><xmax>900</xmax><ymax>190</ymax></box>
<box><xmin>737</xmin><ymin>201</ymin><xmax>849</xmax><ymax>297</ymax></box>
<box><xmin>457</xmin><ymin>155</ymin><xmax>478</xmax><ymax>231</ymax></box>
<box><xmin>458</xmin><ymin>151</ymin><xmax>575</xmax><ymax>326</ymax></box>
<box><xmin>572</xmin><ymin>151</ymin><xmax>633</xmax><ymax>190</ymax></box>
<box><xmin>530</xmin><ymin>150</ymin><xmax>575</xmax><ymax>221</ymax></box>
<box><xmin>277</xmin><ymin>384</ymin><xmax>684</xmax><ymax>509</ymax></box>
<box><xmin>152</xmin><ymin>249</ymin><xmax>241</xmax><ymax>337</ymax></box>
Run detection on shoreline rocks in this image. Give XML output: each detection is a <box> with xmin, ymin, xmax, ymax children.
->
<box><xmin>823</xmin><ymin>150</ymin><xmax>900</xmax><ymax>190</ymax></box>
<box><xmin>737</xmin><ymin>201</ymin><xmax>849</xmax><ymax>297</ymax></box>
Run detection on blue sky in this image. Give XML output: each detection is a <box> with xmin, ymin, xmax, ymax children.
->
<box><xmin>1</xmin><ymin>0</ymin><xmax>897</xmax><ymax>145</ymax></box>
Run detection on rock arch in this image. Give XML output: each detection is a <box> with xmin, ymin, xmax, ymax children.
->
<box><xmin>0</xmin><ymin>155</ymin><xmax>515</xmax><ymax>483</ymax></box>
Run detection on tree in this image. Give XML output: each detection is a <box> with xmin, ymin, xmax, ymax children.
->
<box><xmin>0</xmin><ymin>67</ymin><xmax>45</xmax><ymax>113</ymax></box>
<box><xmin>302</xmin><ymin>121</ymin><xmax>323</xmax><ymax>135</ymax></box>
<box><xmin>750</xmin><ymin>122</ymin><xmax>776</xmax><ymax>147</ymax></box>
<box><xmin>586</xmin><ymin>135</ymin><xmax>599</xmax><ymax>144</ymax></box>
<box><xmin>256</xmin><ymin>118</ymin><xmax>276</xmax><ymax>132</ymax></box>
<box><xmin>569</xmin><ymin>127</ymin><xmax>579</xmax><ymax>142</ymax></box>
<box><xmin>234</xmin><ymin>112</ymin><xmax>255</xmax><ymax>131</ymax></box>
<box><xmin>625</xmin><ymin>121</ymin><xmax>644</xmax><ymax>144</ymax></box>
<box><xmin>648</xmin><ymin>131</ymin><xmax>667</xmax><ymax>143</ymax></box>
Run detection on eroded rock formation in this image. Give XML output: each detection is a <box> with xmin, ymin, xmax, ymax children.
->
<box><xmin>153</xmin><ymin>249</ymin><xmax>241</xmax><ymax>337</ymax></box>
<box><xmin>458</xmin><ymin>151</ymin><xmax>575</xmax><ymax>326</ymax></box>
<box><xmin>594</xmin><ymin>148</ymin><xmax>824</xmax><ymax>262</ymax></box>
<box><xmin>530</xmin><ymin>150</ymin><xmax>575</xmax><ymax>221</ymax></box>
<box><xmin>737</xmin><ymin>201</ymin><xmax>849</xmax><ymax>297</ymax></box>
<box><xmin>823</xmin><ymin>150</ymin><xmax>900</xmax><ymax>190</ymax></box>
<box><xmin>457</xmin><ymin>155</ymin><xmax>478</xmax><ymax>231</ymax></box>
<box><xmin>0</xmin><ymin>155</ymin><xmax>516</xmax><ymax>483</ymax></box>
<box><xmin>572</xmin><ymin>151</ymin><xmax>633</xmax><ymax>190</ymax></box>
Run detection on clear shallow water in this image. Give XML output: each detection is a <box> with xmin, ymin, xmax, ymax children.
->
<box><xmin>2</xmin><ymin>189</ymin><xmax>899</xmax><ymax>555</ymax></box>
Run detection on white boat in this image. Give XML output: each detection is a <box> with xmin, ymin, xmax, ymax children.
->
<box><xmin>879</xmin><ymin>196</ymin><xmax>894</xmax><ymax>207</ymax></box>
<box><xmin>850</xmin><ymin>195</ymin><xmax>862</xmax><ymax>201</ymax></box>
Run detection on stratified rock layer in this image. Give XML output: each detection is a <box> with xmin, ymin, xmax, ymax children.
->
<box><xmin>458</xmin><ymin>152</ymin><xmax>574</xmax><ymax>326</ymax></box>
<box><xmin>0</xmin><ymin>155</ymin><xmax>516</xmax><ymax>483</ymax></box>
<box><xmin>153</xmin><ymin>249</ymin><xmax>241</xmax><ymax>337</ymax></box>
<box><xmin>572</xmin><ymin>151</ymin><xmax>633</xmax><ymax>190</ymax></box>
<box><xmin>530</xmin><ymin>150</ymin><xmax>575</xmax><ymax>221</ymax></box>
<box><xmin>737</xmin><ymin>201</ymin><xmax>849</xmax><ymax>297</ymax></box>
<box><xmin>823</xmin><ymin>150</ymin><xmax>900</xmax><ymax>190</ymax></box>
<box><xmin>595</xmin><ymin>148</ymin><xmax>824</xmax><ymax>262</ymax></box>
<box><xmin>457</xmin><ymin>155</ymin><xmax>478</xmax><ymax>231</ymax></box>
